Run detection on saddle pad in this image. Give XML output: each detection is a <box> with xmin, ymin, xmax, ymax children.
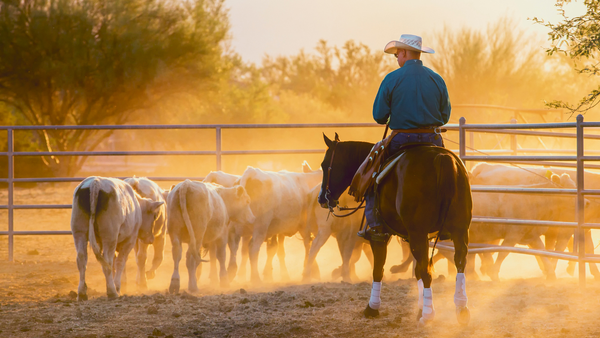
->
<box><xmin>375</xmin><ymin>153</ymin><xmax>404</xmax><ymax>185</ymax></box>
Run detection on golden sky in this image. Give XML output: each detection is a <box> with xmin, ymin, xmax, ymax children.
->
<box><xmin>226</xmin><ymin>0</ymin><xmax>586</xmax><ymax>63</ymax></box>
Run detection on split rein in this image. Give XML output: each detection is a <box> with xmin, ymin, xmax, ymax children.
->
<box><xmin>323</xmin><ymin>140</ymin><xmax>366</xmax><ymax>219</ymax></box>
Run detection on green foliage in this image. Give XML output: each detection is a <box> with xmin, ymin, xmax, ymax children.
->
<box><xmin>0</xmin><ymin>0</ymin><xmax>229</xmax><ymax>175</ymax></box>
<box><xmin>261</xmin><ymin>40</ymin><xmax>396</xmax><ymax>121</ymax></box>
<box><xmin>534</xmin><ymin>0</ymin><xmax>600</xmax><ymax>114</ymax></box>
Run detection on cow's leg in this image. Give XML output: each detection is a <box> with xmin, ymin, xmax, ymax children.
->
<box><xmin>544</xmin><ymin>229</ymin><xmax>559</xmax><ymax>275</ymax></box>
<box><xmin>216</xmin><ymin>236</ymin><xmax>229</xmax><ymax>288</ymax></box>
<box><xmin>566</xmin><ymin>236</ymin><xmax>576</xmax><ymax>276</ymax></box>
<box><xmin>239</xmin><ymin>235</ymin><xmax>251</xmax><ymax>282</ymax></box>
<box><xmin>227</xmin><ymin>229</ymin><xmax>241</xmax><ymax>283</ymax></box>
<box><xmin>101</xmin><ymin>242</ymin><xmax>119</xmax><ymax>299</ymax></box>
<box><xmin>489</xmin><ymin>238</ymin><xmax>518</xmax><ymax>281</ymax></box>
<box><xmin>343</xmin><ymin>236</ymin><xmax>361</xmax><ymax>282</ymax></box>
<box><xmin>186</xmin><ymin>247</ymin><xmax>200</xmax><ymax>293</ymax></box>
<box><xmin>479</xmin><ymin>253</ymin><xmax>495</xmax><ymax>278</ymax></box>
<box><xmin>390</xmin><ymin>240</ymin><xmax>412</xmax><ymax>274</ymax></box>
<box><xmin>208</xmin><ymin>242</ymin><xmax>218</xmax><ymax>287</ymax></box>
<box><xmin>363</xmin><ymin>237</ymin><xmax>390</xmax><ymax>318</ymax></box>
<box><xmin>303</xmin><ymin>230</ymin><xmax>321</xmax><ymax>280</ymax></box>
<box><xmin>263</xmin><ymin>235</ymin><xmax>277</xmax><ymax>282</ymax></box>
<box><xmin>277</xmin><ymin>234</ymin><xmax>291</xmax><ymax>282</ymax></box>
<box><xmin>451</xmin><ymin>229</ymin><xmax>470</xmax><ymax>326</ymax></box>
<box><xmin>585</xmin><ymin>230</ymin><xmax>600</xmax><ymax>279</ymax></box>
<box><xmin>74</xmin><ymin>233</ymin><xmax>89</xmax><ymax>301</ymax></box>
<box><xmin>411</xmin><ymin>236</ymin><xmax>435</xmax><ymax>326</ymax></box>
<box><xmin>528</xmin><ymin>237</ymin><xmax>556</xmax><ymax>280</ymax></box>
<box><xmin>135</xmin><ymin>240</ymin><xmax>149</xmax><ymax>289</ymax></box>
<box><xmin>169</xmin><ymin>237</ymin><xmax>183</xmax><ymax>294</ymax></box>
<box><xmin>146</xmin><ymin>233</ymin><xmax>166</xmax><ymax>280</ymax></box>
<box><xmin>302</xmin><ymin>227</ymin><xmax>332</xmax><ymax>282</ymax></box>
<box><xmin>465</xmin><ymin>253</ymin><xmax>479</xmax><ymax>281</ymax></box>
<box><xmin>114</xmin><ymin>239</ymin><xmax>136</xmax><ymax>296</ymax></box>
<box><xmin>249</xmin><ymin>227</ymin><xmax>267</xmax><ymax>284</ymax></box>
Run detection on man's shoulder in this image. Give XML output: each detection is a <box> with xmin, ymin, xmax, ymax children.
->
<box><xmin>422</xmin><ymin>65</ymin><xmax>446</xmax><ymax>82</ymax></box>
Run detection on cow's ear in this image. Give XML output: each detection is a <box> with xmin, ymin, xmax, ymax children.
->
<box><xmin>170</xmin><ymin>184</ymin><xmax>176</xmax><ymax>191</ymax></box>
<box><xmin>235</xmin><ymin>185</ymin><xmax>245</xmax><ymax>197</ymax></box>
<box><xmin>150</xmin><ymin>201</ymin><xmax>164</xmax><ymax>212</ymax></box>
<box><xmin>323</xmin><ymin>133</ymin><xmax>333</xmax><ymax>148</ymax></box>
<box><xmin>334</xmin><ymin>133</ymin><xmax>340</xmax><ymax>142</ymax></box>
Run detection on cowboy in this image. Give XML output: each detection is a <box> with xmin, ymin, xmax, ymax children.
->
<box><xmin>358</xmin><ymin>34</ymin><xmax>451</xmax><ymax>240</ymax></box>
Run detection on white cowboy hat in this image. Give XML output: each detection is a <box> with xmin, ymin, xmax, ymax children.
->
<box><xmin>384</xmin><ymin>34</ymin><xmax>434</xmax><ymax>54</ymax></box>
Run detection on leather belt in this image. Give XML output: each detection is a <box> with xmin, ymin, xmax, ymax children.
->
<box><xmin>391</xmin><ymin>127</ymin><xmax>447</xmax><ymax>134</ymax></box>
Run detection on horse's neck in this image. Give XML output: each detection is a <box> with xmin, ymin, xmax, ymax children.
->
<box><xmin>344</xmin><ymin>141</ymin><xmax>375</xmax><ymax>172</ymax></box>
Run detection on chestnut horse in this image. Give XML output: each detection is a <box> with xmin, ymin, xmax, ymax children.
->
<box><xmin>318</xmin><ymin>133</ymin><xmax>473</xmax><ymax>326</ymax></box>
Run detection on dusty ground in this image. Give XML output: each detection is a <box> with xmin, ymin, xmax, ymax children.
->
<box><xmin>1</xmin><ymin>184</ymin><xmax>600</xmax><ymax>338</ymax></box>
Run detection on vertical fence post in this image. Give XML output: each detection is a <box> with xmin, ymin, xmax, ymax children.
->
<box><xmin>216</xmin><ymin>127</ymin><xmax>222</xmax><ymax>171</ymax></box>
<box><xmin>7</xmin><ymin>128</ymin><xmax>14</xmax><ymax>262</ymax></box>
<box><xmin>510</xmin><ymin>118</ymin><xmax>518</xmax><ymax>155</ymax></box>
<box><xmin>459</xmin><ymin>117</ymin><xmax>466</xmax><ymax>160</ymax></box>
<box><xmin>576</xmin><ymin>114</ymin><xmax>585</xmax><ymax>288</ymax></box>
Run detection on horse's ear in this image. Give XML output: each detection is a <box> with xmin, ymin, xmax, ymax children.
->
<box><xmin>334</xmin><ymin>133</ymin><xmax>340</xmax><ymax>142</ymax></box>
<box><xmin>323</xmin><ymin>133</ymin><xmax>333</xmax><ymax>148</ymax></box>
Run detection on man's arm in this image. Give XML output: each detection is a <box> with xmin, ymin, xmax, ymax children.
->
<box><xmin>373</xmin><ymin>77</ymin><xmax>391</xmax><ymax>125</ymax></box>
<box><xmin>439</xmin><ymin>80</ymin><xmax>451</xmax><ymax>124</ymax></box>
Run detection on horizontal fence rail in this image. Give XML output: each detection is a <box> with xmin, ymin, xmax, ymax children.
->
<box><xmin>1</xmin><ymin>110</ymin><xmax>599</xmax><ymax>286</ymax></box>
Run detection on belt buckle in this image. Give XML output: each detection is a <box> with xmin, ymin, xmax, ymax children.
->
<box><xmin>433</xmin><ymin>127</ymin><xmax>441</xmax><ymax>135</ymax></box>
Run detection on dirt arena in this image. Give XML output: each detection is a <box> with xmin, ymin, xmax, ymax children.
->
<box><xmin>1</xmin><ymin>184</ymin><xmax>600</xmax><ymax>338</ymax></box>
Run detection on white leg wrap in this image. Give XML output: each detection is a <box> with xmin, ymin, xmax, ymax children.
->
<box><xmin>454</xmin><ymin>272</ymin><xmax>468</xmax><ymax>307</ymax></box>
<box><xmin>369</xmin><ymin>281</ymin><xmax>382</xmax><ymax>310</ymax></box>
<box><xmin>417</xmin><ymin>279</ymin><xmax>424</xmax><ymax>309</ymax></box>
<box><xmin>422</xmin><ymin>288</ymin><xmax>435</xmax><ymax>320</ymax></box>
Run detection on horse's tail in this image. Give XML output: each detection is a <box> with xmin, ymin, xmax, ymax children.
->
<box><xmin>434</xmin><ymin>153</ymin><xmax>457</xmax><ymax>230</ymax></box>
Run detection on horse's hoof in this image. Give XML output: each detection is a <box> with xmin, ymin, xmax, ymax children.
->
<box><xmin>390</xmin><ymin>264</ymin><xmax>407</xmax><ymax>274</ymax></box>
<box><xmin>77</xmin><ymin>293</ymin><xmax>88</xmax><ymax>301</ymax></box>
<box><xmin>363</xmin><ymin>304</ymin><xmax>379</xmax><ymax>318</ymax></box>
<box><xmin>546</xmin><ymin>273</ymin><xmax>557</xmax><ymax>281</ymax></box>
<box><xmin>146</xmin><ymin>270</ymin><xmax>156</xmax><ymax>280</ymax></box>
<box><xmin>169</xmin><ymin>278</ymin><xmax>180</xmax><ymax>295</ymax></box>
<box><xmin>416</xmin><ymin>309</ymin><xmax>423</xmax><ymax>321</ymax></box>
<box><xmin>107</xmin><ymin>291</ymin><xmax>119</xmax><ymax>300</ymax></box>
<box><xmin>456</xmin><ymin>306</ymin><xmax>470</xmax><ymax>326</ymax></box>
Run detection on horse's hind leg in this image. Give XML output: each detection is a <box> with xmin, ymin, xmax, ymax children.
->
<box><xmin>363</xmin><ymin>238</ymin><xmax>390</xmax><ymax>318</ymax></box>
<box><xmin>452</xmin><ymin>229</ymin><xmax>470</xmax><ymax>326</ymax></box>
<box><xmin>411</xmin><ymin>236</ymin><xmax>435</xmax><ymax>326</ymax></box>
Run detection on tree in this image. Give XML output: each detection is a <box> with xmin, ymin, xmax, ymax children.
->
<box><xmin>534</xmin><ymin>0</ymin><xmax>600</xmax><ymax>114</ymax></box>
<box><xmin>0</xmin><ymin>0</ymin><xmax>229</xmax><ymax>176</ymax></box>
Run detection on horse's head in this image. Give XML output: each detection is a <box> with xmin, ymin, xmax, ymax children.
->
<box><xmin>318</xmin><ymin>133</ymin><xmax>347</xmax><ymax>209</ymax></box>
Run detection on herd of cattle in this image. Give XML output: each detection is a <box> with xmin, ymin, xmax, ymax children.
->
<box><xmin>69</xmin><ymin>160</ymin><xmax>600</xmax><ymax>300</ymax></box>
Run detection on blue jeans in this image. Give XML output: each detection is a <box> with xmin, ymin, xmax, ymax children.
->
<box><xmin>364</xmin><ymin>132</ymin><xmax>444</xmax><ymax>227</ymax></box>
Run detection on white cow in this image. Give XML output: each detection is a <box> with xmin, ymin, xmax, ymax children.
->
<box><xmin>71</xmin><ymin>176</ymin><xmax>164</xmax><ymax>300</ymax></box>
<box><xmin>167</xmin><ymin>180</ymin><xmax>255</xmax><ymax>293</ymax></box>
<box><xmin>471</xmin><ymin>162</ymin><xmax>600</xmax><ymax>279</ymax></box>
<box><xmin>203</xmin><ymin>171</ymin><xmax>252</xmax><ymax>283</ymax></box>
<box><xmin>303</xmin><ymin>183</ymin><xmax>373</xmax><ymax>282</ymax></box>
<box><xmin>123</xmin><ymin>177</ymin><xmax>169</xmax><ymax>289</ymax></box>
<box><xmin>237</xmin><ymin>166</ymin><xmax>322</xmax><ymax>283</ymax></box>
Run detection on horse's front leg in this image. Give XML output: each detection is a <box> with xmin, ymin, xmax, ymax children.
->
<box><xmin>410</xmin><ymin>235</ymin><xmax>438</xmax><ymax>326</ymax></box>
<box><xmin>452</xmin><ymin>229</ymin><xmax>470</xmax><ymax>326</ymax></box>
<box><xmin>363</xmin><ymin>237</ymin><xmax>389</xmax><ymax>318</ymax></box>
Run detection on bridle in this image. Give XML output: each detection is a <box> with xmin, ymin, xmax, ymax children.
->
<box><xmin>323</xmin><ymin>140</ymin><xmax>365</xmax><ymax>218</ymax></box>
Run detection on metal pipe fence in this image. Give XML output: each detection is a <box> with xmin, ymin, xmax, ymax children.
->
<box><xmin>1</xmin><ymin>113</ymin><xmax>599</xmax><ymax>286</ymax></box>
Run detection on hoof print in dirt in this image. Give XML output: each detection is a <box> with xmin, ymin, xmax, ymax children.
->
<box><xmin>152</xmin><ymin>328</ymin><xmax>165</xmax><ymax>336</ymax></box>
<box><xmin>363</xmin><ymin>304</ymin><xmax>379</xmax><ymax>318</ymax></box>
<box><xmin>240</xmin><ymin>298</ymin><xmax>250</xmax><ymax>304</ymax></box>
<box><xmin>147</xmin><ymin>305</ymin><xmax>159</xmax><ymax>315</ymax></box>
<box><xmin>297</xmin><ymin>301</ymin><xmax>314</xmax><ymax>308</ymax></box>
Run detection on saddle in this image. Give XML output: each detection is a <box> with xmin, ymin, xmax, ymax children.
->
<box><xmin>348</xmin><ymin>134</ymin><xmax>437</xmax><ymax>202</ymax></box>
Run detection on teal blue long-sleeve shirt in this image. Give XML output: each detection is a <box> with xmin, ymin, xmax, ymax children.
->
<box><xmin>373</xmin><ymin>59</ymin><xmax>451</xmax><ymax>129</ymax></box>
